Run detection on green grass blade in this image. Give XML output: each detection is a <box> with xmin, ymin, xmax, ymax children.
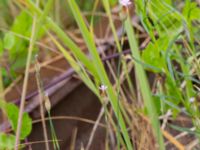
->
<box><xmin>48</xmin><ymin>32</ymin><xmax>99</xmax><ymax>96</ymax></box>
<box><xmin>67</xmin><ymin>0</ymin><xmax>133</xmax><ymax>149</ymax></box>
<box><xmin>25</xmin><ymin>0</ymin><xmax>100</xmax><ymax>81</ymax></box>
<box><xmin>102</xmin><ymin>0</ymin><xmax>121</xmax><ymax>52</ymax></box>
<box><xmin>124</xmin><ymin>16</ymin><xmax>165</xmax><ymax>150</ymax></box>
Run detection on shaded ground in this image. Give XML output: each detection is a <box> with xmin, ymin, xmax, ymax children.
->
<box><xmin>28</xmin><ymin>84</ymin><xmax>105</xmax><ymax>150</ymax></box>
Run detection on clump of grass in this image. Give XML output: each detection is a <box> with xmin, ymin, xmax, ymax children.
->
<box><xmin>1</xmin><ymin>0</ymin><xmax>200</xmax><ymax>149</ymax></box>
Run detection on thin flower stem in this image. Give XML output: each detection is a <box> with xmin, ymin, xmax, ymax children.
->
<box><xmin>47</xmin><ymin>111</ymin><xmax>60</xmax><ymax>150</ymax></box>
<box><xmin>86</xmin><ymin>106</ymin><xmax>104</xmax><ymax>150</ymax></box>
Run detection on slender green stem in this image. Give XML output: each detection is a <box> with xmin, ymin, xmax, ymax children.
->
<box><xmin>47</xmin><ymin>111</ymin><xmax>60</xmax><ymax>150</ymax></box>
<box><xmin>124</xmin><ymin>16</ymin><xmax>165</xmax><ymax>150</ymax></box>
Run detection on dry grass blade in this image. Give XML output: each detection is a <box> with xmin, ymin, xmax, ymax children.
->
<box><xmin>32</xmin><ymin>116</ymin><xmax>107</xmax><ymax>128</ymax></box>
<box><xmin>162</xmin><ymin>129</ymin><xmax>185</xmax><ymax>150</ymax></box>
<box><xmin>86</xmin><ymin>106</ymin><xmax>104</xmax><ymax>150</ymax></box>
<box><xmin>18</xmin><ymin>139</ymin><xmax>62</xmax><ymax>148</ymax></box>
<box><xmin>70</xmin><ymin>128</ymin><xmax>78</xmax><ymax>150</ymax></box>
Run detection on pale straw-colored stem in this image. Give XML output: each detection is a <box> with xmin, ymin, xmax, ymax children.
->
<box><xmin>14</xmin><ymin>1</ymin><xmax>38</xmax><ymax>149</ymax></box>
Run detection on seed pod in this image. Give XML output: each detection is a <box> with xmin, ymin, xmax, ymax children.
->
<box><xmin>44</xmin><ymin>92</ymin><xmax>51</xmax><ymax>112</ymax></box>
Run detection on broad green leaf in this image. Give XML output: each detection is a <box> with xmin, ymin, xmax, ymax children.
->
<box><xmin>0</xmin><ymin>133</ymin><xmax>15</xmax><ymax>149</ymax></box>
<box><xmin>0</xmin><ymin>39</ymin><xmax>3</xmax><ymax>56</ymax></box>
<box><xmin>8</xmin><ymin>11</ymin><xmax>32</xmax><ymax>68</ymax></box>
<box><xmin>7</xmin><ymin>10</ymin><xmax>44</xmax><ymax>70</ymax></box>
<box><xmin>142</xmin><ymin>36</ymin><xmax>170</xmax><ymax>72</ymax></box>
<box><xmin>3</xmin><ymin>32</ymin><xmax>15</xmax><ymax>50</ymax></box>
<box><xmin>164</xmin><ymin>75</ymin><xmax>182</xmax><ymax>111</ymax></box>
<box><xmin>183</xmin><ymin>2</ymin><xmax>200</xmax><ymax>21</ymax></box>
<box><xmin>5</xmin><ymin>103</ymin><xmax>32</xmax><ymax>140</ymax></box>
<box><xmin>135</xmin><ymin>0</ymin><xmax>182</xmax><ymax>36</ymax></box>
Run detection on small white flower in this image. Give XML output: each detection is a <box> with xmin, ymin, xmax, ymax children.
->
<box><xmin>99</xmin><ymin>85</ymin><xmax>108</xmax><ymax>91</ymax></box>
<box><xmin>119</xmin><ymin>0</ymin><xmax>132</xmax><ymax>7</ymax></box>
<box><xmin>189</xmin><ymin>97</ymin><xmax>195</xmax><ymax>103</ymax></box>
